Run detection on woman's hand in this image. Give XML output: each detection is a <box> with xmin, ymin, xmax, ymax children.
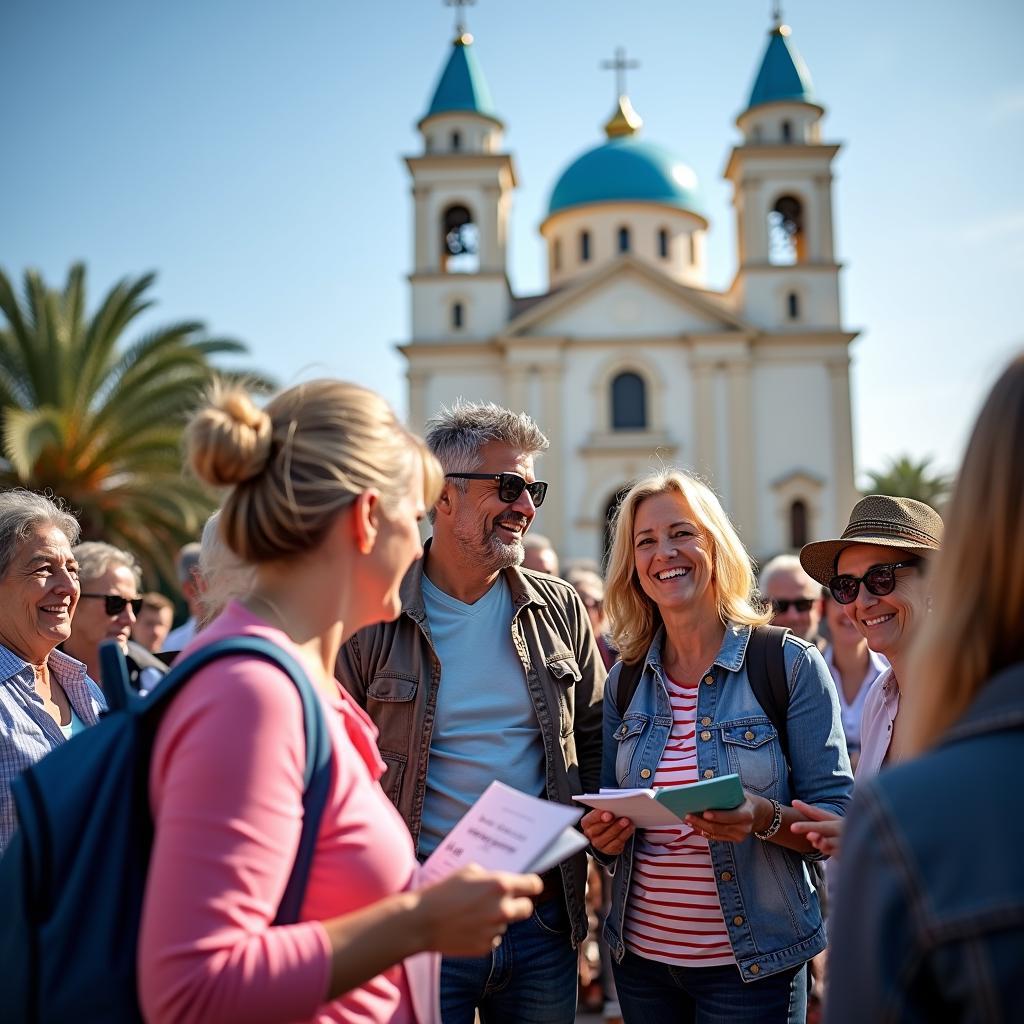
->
<box><xmin>415</xmin><ymin>864</ymin><xmax>541</xmax><ymax>957</ymax></box>
<box><xmin>789</xmin><ymin>799</ymin><xmax>844</xmax><ymax>857</ymax></box>
<box><xmin>581</xmin><ymin>808</ymin><xmax>635</xmax><ymax>855</ymax></box>
<box><xmin>684</xmin><ymin>791</ymin><xmax>762</xmax><ymax>843</ymax></box>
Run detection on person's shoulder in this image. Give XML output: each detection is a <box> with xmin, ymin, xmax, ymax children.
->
<box><xmin>518</xmin><ymin>566</ymin><xmax>580</xmax><ymax>604</ymax></box>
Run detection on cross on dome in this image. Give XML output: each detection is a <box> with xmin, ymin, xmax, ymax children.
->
<box><xmin>601</xmin><ymin>46</ymin><xmax>640</xmax><ymax>99</ymax></box>
<box><xmin>445</xmin><ymin>0</ymin><xmax>475</xmax><ymax>41</ymax></box>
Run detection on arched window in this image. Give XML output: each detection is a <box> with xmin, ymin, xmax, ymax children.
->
<box><xmin>657</xmin><ymin>228</ymin><xmax>669</xmax><ymax>259</ymax></box>
<box><xmin>580</xmin><ymin>230</ymin><xmax>591</xmax><ymax>262</ymax></box>
<box><xmin>618</xmin><ymin>226</ymin><xmax>631</xmax><ymax>254</ymax></box>
<box><xmin>768</xmin><ymin>195</ymin><xmax>805</xmax><ymax>265</ymax></box>
<box><xmin>789</xmin><ymin>499</ymin><xmax>808</xmax><ymax>549</ymax></box>
<box><xmin>450</xmin><ymin>130</ymin><xmax>462</xmax><ymax>151</ymax></box>
<box><xmin>787</xmin><ymin>292</ymin><xmax>800</xmax><ymax>320</ymax></box>
<box><xmin>451</xmin><ymin>302</ymin><xmax>464</xmax><ymax>329</ymax></box>
<box><xmin>441</xmin><ymin>204</ymin><xmax>479</xmax><ymax>273</ymax></box>
<box><xmin>553</xmin><ymin>238</ymin><xmax>562</xmax><ymax>272</ymax></box>
<box><xmin>611</xmin><ymin>371</ymin><xmax>647</xmax><ymax>430</ymax></box>
<box><xmin>689</xmin><ymin>234</ymin><xmax>697</xmax><ymax>265</ymax></box>
<box><xmin>781</xmin><ymin>120</ymin><xmax>792</xmax><ymax>143</ymax></box>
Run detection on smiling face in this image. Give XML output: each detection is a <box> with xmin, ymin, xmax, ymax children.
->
<box><xmin>0</xmin><ymin>524</ymin><xmax>80</xmax><ymax>664</ymax></box>
<box><xmin>446</xmin><ymin>441</ymin><xmax>538</xmax><ymax>576</ymax></box>
<box><xmin>68</xmin><ymin>564</ymin><xmax>140</xmax><ymax>661</ymax></box>
<box><xmin>632</xmin><ymin>490</ymin><xmax>716</xmax><ymax>618</ymax></box>
<box><xmin>835</xmin><ymin>543</ymin><xmax>927</xmax><ymax>661</ymax></box>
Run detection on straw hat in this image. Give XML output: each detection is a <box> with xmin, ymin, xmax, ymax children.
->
<box><xmin>800</xmin><ymin>494</ymin><xmax>943</xmax><ymax>585</ymax></box>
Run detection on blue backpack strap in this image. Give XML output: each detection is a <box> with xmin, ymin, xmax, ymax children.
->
<box><xmin>143</xmin><ymin>635</ymin><xmax>333</xmax><ymax>924</ymax></box>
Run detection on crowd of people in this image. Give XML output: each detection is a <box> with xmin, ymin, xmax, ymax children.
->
<box><xmin>0</xmin><ymin>352</ymin><xmax>1021</xmax><ymax>1023</ymax></box>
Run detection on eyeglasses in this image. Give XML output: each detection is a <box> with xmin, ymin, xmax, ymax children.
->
<box><xmin>445</xmin><ymin>472</ymin><xmax>548</xmax><ymax>508</ymax></box>
<box><xmin>80</xmin><ymin>593</ymin><xmax>144</xmax><ymax>616</ymax></box>
<box><xmin>827</xmin><ymin>559</ymin><xmax>921</xmax><ymax>605</ymax></box>
<box><xmin>770</xmin><ymin>598</ymin><xmax>817</xmax><ymax>614</ymax></box>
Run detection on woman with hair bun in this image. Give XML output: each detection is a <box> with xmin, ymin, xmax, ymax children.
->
<box><xmin>137</xmin><ymin>380</ymin><xmax>541</xmax><ymax>1024</ymax></box>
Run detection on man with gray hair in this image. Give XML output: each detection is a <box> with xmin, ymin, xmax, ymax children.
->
<box><xmin>759</xmin><ymin>552</ymin><xmax>825</xmax><ymax>646</ymax></box>
<box><xmin>162</xmin><ymin>541</ymin><xmax>202</xmax><ymax>652</ymax></box>
<box><xmin>337</xmin><ymin>400</ymin><xmax>605</xmax><ymax>1024</ymax></box>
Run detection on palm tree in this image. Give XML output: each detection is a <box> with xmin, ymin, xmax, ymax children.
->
<box><xmin>0</xmin><ymin>262</ymin><xmax>273</xmax><ymax>582</ymax></box>
<box><xmin>864</xmin><ymin>454</ymin><xmax>951</xmax><ymax>511</ymax></box>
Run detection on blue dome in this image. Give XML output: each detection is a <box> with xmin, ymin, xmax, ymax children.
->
<box><xmin>547</xmin><ymin>137</ymin><xmax>703</xmax><ymax>217</ymax></box>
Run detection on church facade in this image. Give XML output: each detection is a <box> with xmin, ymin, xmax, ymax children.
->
<box><xmin>400</xmin><ymin>16</ymin><xmax>859</xmax><ymax>564</ymax></box>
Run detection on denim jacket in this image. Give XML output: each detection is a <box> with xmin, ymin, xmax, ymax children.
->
<box><xmin>336</xmin><ymin>544</ymin><xmax>606</xmax><ymax>948</ymax></box>
<box><xmin>826</xmin><ymin>662</ymin><xmax>1024</xmax><ymax>1023</ymax></box>
<box><xmin>603</xmin><ymin>623</ymin><xmax>853</xmax><ymax>981</ymax></box>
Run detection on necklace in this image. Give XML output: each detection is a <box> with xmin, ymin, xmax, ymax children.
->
<box><xmin>247</xmin><ymin>592</ymin><xmax>294</xmax><ymax>638</ymax></box>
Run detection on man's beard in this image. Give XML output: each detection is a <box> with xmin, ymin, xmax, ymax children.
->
<box><xmin>458</xmin><ymin>510</ymin><xmax>529</xmax><ymax>573</ymax></box>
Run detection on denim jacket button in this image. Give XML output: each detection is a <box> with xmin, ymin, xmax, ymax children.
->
<box><xmin>733</xmin><ymin>915</ymin><xmax>744</xmax><ymax>926</ymax></box>
<box><xmin>704</xmin><ymin>674</ymin><xmax>715</xmax><ymax>685</ymax></box>
<box><xmin>700</xmin><ymin>730</ymin><xmax>712</xmax><ymax>741</ymax></box>
<box><xmin>721</xmin><ymin>871</ymin><xmax>732</xmax><ymax>881</ymax></box>
<box><xmin>744</xmin><ymin>730</ymin><xmax>755</xmax><ymax>741</ymax></box>
<box><xmin>700</xmin><ymin>717</ymin><xmax>712</xmax><ymax>726</ymax></box>
<box><xmin>703</xmin><ymin>769</ymin><xmax>714</xmax><ymax>779</ymax></box>
<box><xmin>640</xmin><ymin>768</ymin><xmax>652</xmax><ymax>779</ymax></box>
<box><xmin>749</xmin><ymin>964</ymin><xmax>760</xmax><ymax>975</ymax></box>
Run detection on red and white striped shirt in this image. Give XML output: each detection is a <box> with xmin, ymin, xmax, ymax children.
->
<box><xmin>623</xmin><ymin>673</ymin><xmax>735</xmax><ymax>967</ymax></box>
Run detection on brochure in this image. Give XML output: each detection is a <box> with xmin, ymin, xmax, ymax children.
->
<box><xmin>573</xmin><ymin>773</ymin><xmax>745</xmax><ymax>827</ymax></box>
<box><xmin>419</xmin><ymin>780</ymin><xmax>588</xmax><ymax>884</ymax></box>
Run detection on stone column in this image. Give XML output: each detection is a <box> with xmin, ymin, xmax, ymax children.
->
<box><xmin>827</xmin><ymin>355</ymin><xmax>858</xmax><ymax>533</ymax></box>
<box><xmin>726</xmin><ymin>353</ymin><xmax>756</xmax><ymax>540</ymax></box>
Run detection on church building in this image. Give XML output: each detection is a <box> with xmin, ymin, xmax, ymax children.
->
<box><xmin>400</xmin><ymin>13</ymin><xmax>859</xmax><ymax>563</ymax></box>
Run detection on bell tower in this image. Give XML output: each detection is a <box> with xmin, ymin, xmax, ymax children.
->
<box><xmin>723</xmin><ymin>8</ymin><xmax>842</xmax><ymax>331</ymax></box>
<box><xmin>405</xmin><ymin>15</ymin><xmax>517</xmax><ymax>342</ymax></box>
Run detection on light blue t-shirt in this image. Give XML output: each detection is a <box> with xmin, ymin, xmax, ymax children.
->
<box><xmin>419</xmin><ymin>573</ymin><xmax>546</xmax><ymax>857</ymax></box>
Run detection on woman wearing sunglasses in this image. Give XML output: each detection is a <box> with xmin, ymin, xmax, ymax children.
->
<box><xmin>790</xmin><ymin>495</ymin><xmax>943</xmax><ymax>853</ymax></box>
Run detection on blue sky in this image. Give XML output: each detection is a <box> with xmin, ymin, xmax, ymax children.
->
<box><xmin>3</xmin><ymin>0</ymin><xmax>1021</xmax><ymax>482</ymax></box>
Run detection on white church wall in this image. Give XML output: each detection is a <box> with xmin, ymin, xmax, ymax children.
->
<box><xmin>751</xmin><ymin>358</ymin><xmax>836</xmax><ymax>556</ymax></box>
<box><xmin>534</xmin><ymin>274</ymin><xmax>721</xmax><ymax>339</ymax></box>
<box><xmin>411</xmin><ymin>277</ymin><xmax>509</xmax><ymax>339</ymax></box>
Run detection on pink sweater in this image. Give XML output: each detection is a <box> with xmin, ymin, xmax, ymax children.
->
<box><xmin>138</xmin><ymin>603</ymin><xmax>423</xmax><ymax>1024</ymax></box>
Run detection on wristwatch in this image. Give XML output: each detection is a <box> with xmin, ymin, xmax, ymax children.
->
<box><xmin>754</xmin><ymin>798</ymin><xmax>783</xmax><ymax>840</ymax></box>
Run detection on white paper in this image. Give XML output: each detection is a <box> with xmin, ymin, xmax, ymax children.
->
<box><xmin>420</xmin><ymin>780</ymin><xmax>584</xmax><ymax>884</ymax></box>
<box><xmin>573</xmin><ymin>788</ymin><xmax>685</xmax><ymax>828</ymax></box>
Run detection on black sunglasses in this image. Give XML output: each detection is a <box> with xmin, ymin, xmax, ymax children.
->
<box><xmin>445</xmin><ymin>472</ymin><xmax>548</xmax><ymax>508</ymax></box>
<box><xmin>80</xmin><ymin>593</ymin><xmax>144</xmax><ymax>616</ymax></box>
<box><xmin>827</xmin><ymin>559</ymin><xmax>921</xmax><ymax>605</ymax></box>
<box><xmin>771</xmin><ymin>598</ymin><xmax>817</xmax><ymax>614</ymax></box>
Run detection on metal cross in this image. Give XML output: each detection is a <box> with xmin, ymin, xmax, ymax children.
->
<box><xmin>772</xmin><ymin>0</ymin><xmax>784</xmax><ymax>25</ymax></box>
<box><xmin>601</xmin><ymin>46</ymin><xmax>640</xmax><ymax>98</ymax></box>
<box><xmin>445</xmin><ymin>0</ymin><xmax>476</xmax><ymax>35</ymax></box>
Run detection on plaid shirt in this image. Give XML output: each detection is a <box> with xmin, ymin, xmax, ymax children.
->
<box><xmin>0</xmin><ymin>643</ymin><xmax>106</xmax><ymax>852</ymax></box>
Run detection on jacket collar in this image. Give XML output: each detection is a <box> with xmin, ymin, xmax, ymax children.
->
<box><xmin>942</xmin><ymin>661</ymin><xmax>1024</xmax><ymax>745</ymax></box>
<box><xmin>643</xmin><ymin>621</ymin><xmax>752</xmax><ymax>675</ymax></box>
<box><xmin>399</xmin><ymin>538</ymin><xmax>548</xmax><ymax>628</ymax></box>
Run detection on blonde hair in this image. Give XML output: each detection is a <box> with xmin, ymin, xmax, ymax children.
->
<box><xmin>197</xmin><ymin>510</ymin><xmax>256</xmax><ymax>625</ymax></box>
<box><xmin>187</xmin><ymin>379</ymin><xmax>442</xmax><ymax>564</ymax></box>
<box><xmin>903</xmin><ymin>354</ymin><xmax>1024</xmax><ymax>755</ymax></box>
<box><xmin>605</xmin><ymin>470</ymin><xmax>769</xmax><ymax>663</ymax></box>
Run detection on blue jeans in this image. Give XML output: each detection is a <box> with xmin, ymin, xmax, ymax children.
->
<box><xmin>440</xmin><ymin>896</ymin><xmax>578</xmax><ymax>1023</ymax></box>
<box><xmin>612</xmin><ymin>950</ymin><xmax>807</xmax><ymax>1024</ymax></box>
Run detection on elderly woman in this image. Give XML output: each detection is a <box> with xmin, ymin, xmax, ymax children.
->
<box><xmin>582</xmin><ymin>470</ymin><xmax>852</xmax><ymax>1024</ymax></box>
<box><xmin>0</xmin><ymin>490</ymin><xmax>104</xmax><ymax>851</ymax></box>
<box><xmin>791</xmin><ymin>495</ymin><xmax>942</xmax><ymax>852</ymax></box>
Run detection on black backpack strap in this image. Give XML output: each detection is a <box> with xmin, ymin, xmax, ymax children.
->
<box><xmin>614</xmin><ymin>659</ymin><xmax>645</xmax><ymax>719</ymax></box>
<box><xmin>746</xmin><ymin>625</ymin><xmax>791</xmax><ymax>767</ymax></box>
